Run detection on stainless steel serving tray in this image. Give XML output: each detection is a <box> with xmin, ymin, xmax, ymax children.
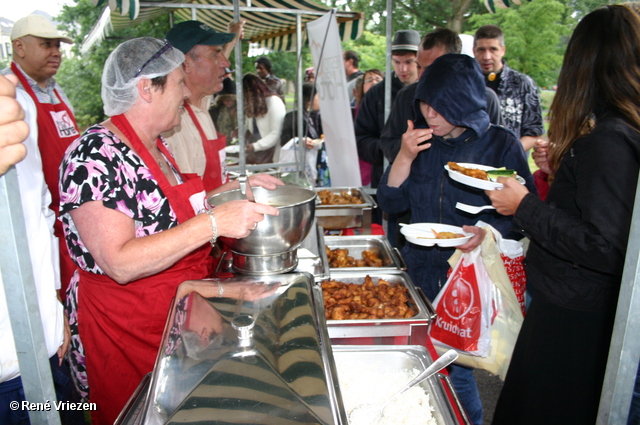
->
<box><xmin>138</xmin><ymin>273</ymin><xmax>346</xmax><ymax>425</ymax></box>
<box><xmin>332</xmin><ymin>345</ymin><xmax>470</xmax><ymax>425</ymax></box>
<box><xmin>324</xmin><ymin>235</ymin><xmax>406</xmax><ymax>272</ymax></box>
<box><xmin>315</xmin><ymin>187</ymin><xmax>377</xmax><ymax>230</ymax></box>
<box><xmin>314</xmin><ymin>271</ymin><xmax>436</xmax><ymax>344</ymax></box>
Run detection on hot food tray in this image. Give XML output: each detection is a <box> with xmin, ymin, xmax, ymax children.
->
<box><xmin>325</xmin><ymin>235</ymin><xmax>406</xmax><ymax>272</ymax></box>
<box><xmin>314</xmin><ymin>271</ymin><xmax>435</xmax><ymax>344</ymax></box>
<box><xmin>315</xmin><ymin>187</ymin><xmax>376</xmax><ymax>230</ymax></box>
<box><xmin>332</xmin><ymin>345</ymin><xmax>470</xmax><ymax>425</ymax></box>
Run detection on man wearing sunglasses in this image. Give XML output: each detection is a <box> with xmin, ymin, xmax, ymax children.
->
<box><xmin>163</xmin><ymin>20</ymin><xmax>245</xmax><ymax>193</ymax></box>
<box><xmin>2</xmin><ymin>14</ymin><xmax>80</xmax><ymax>303</ymax></box>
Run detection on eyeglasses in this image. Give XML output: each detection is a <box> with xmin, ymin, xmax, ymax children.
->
<box><xmin>133</xmin><ymin>40</ymin><xmax>173</xmax><ymax>78</ymax></box>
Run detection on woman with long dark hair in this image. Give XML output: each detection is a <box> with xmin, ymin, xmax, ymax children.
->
<box><xmin>488</xmin><ymin>5</ymin><xmax>640</xmax><ymax>423</ymax></box>
<box><xmin>242</xmin><ymin>73</ymin><xmax>286</xmax><ymax>164</ymax></box>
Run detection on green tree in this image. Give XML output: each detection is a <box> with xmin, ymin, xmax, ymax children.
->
<box><xmin>468</xmin><ymin>0</ymin><xmax>569</xmax><ymax>89</ymax></box>
<box><xmin>342</xmin><ymin>31</ymin><xmax>387</xmax><ymax>71</ymax></box>
<box><xmin>56</xmin><ymin>0</ymin><xmax>170</xmax><ymax>129</ymax></box>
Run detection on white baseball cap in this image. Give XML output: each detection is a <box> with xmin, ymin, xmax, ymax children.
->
<box><xmin>11</xmin><ymin>15</ymin><xmax>73</xmax><ymax>44</ymax></box>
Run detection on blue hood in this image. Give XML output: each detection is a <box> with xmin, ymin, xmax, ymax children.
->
<box><xmin>413</xmin><ymin>54</ymin><xmax>490</xmax><ymax>139</ymax></box>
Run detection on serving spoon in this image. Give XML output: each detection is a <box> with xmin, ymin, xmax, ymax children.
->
<box><xmin>348</xmin><ymin>349</ymin><xmax>458</xmax><ymax>424</ymax></box>
<box><xmin>237</xmin><ymin>174</ymin><xmax>255</xmax><ymax>202</ymax></box>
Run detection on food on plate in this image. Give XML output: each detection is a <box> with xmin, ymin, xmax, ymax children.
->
<box><xmin>318</xmin><ymin>189</ymin><xmax>363</xmax><ymax>205</ymax></box>
<box><xmin>431</xmin><ymin>229</ymin><xmax>465</xmax><ymax>239</ymax></box>
<box><xmin>335</xmin><ymin>358</ymin><xmax>437</xmax><ymax>425</ymax></box>
<box><xmin>448</xmin><ymin>161</ymin><xmax>518</xmax><ymax>182</ymax></box>
<box><xmin>321</xmin><ymin>275</ymin><xmax>417</xmax><ymax>320</ymax></box>
<box><xmin>486</xmin><ymin>168</ymin><xmax>517</xmax><ymax>179</ymax></box>
<box><xmin>447</xmin><ymin>161</ymin><xmax>488</xmax><ymax>180</ymax></box>
<box><xmin>325</xmin><ymin>246</ymin><xmax>383</xmax><ymax>268</ymax></box>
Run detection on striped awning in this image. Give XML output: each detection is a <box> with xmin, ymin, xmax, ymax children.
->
<box><xmin>83</xmin><ymin>0</ymin><xmax>363</xmax><ymax>53</ymax></box>
<box><xmin>483</xmin><ymin>0</ymin><xmax>531</xmax><ymax>13</ymax></box>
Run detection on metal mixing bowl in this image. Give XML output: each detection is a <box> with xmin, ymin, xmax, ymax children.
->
<box><xmin>208</xmin><ymin>185</ymin><xmax>317</xmax><ymax>256</ymax></box>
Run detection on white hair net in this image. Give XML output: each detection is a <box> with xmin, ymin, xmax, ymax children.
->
<box><xmin>102</xmin><ymin>37</ymin><xmax>185</xmax><ymax>116</ymax></box>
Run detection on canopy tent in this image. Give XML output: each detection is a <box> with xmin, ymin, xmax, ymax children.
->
<box><xmin>82</xmin><ymin>0</ymin><xmax>363</xmax><ymax>53</ymax></box>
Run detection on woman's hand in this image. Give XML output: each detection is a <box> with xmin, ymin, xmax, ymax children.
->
<box><xmin>214</xmin><ymin>199</ymin><xmax>279</xmax><ymax>239</ymax></box>
<box><xmin>486</xmin><ymin>177</ymin><xmax>529</xmax><ymax>216</ymax></box>
<box><xmin>397</xmin><ymin>120</ymin><xmax>433</xmax><ymax>162</ymax></box>
<box><xmin>456</xmin><ymin>226</ymin><xmax>486</xmax><ymax>253</ymax></box>
<box><xmin>248</xmin><ymin>173</ymin><xmax>284</xmax><ymax>190</ymax></box>
<box><xmin>532</xmin><ymin>139</ymin><xmax>553</xmax><ymax>175</ymax></box>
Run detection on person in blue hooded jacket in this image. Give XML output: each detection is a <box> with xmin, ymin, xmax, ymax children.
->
<box><xmin>376</xmin><ymin>53</ymin><xmax>536</xmax><ymax>425</ymax></box>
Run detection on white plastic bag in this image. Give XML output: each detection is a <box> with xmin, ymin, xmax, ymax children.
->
<box><xmin>278</xmin><ymin>137</ymin><xmax>319</xmax><ymax>184</ymax></box>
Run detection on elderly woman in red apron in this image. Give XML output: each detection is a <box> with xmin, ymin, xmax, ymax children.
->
<box><xmin>58</xmin><ymin>37</ymin><xmax>279</xmax><ymax>425</ymax></box>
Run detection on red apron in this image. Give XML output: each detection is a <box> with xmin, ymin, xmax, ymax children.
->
<box><xmin>78</xmin><ymin>114</ymin><xmax>213</xmax><ymax>425</ymax></box>
<box><xmin>12</xmin><ymin>62</ymin><xmax>80</xmax><ymax>298</ymax></box>
<box><xmin>183</xmin><ymin>102</ymin><xmax>228</xmax><ymax>192</ymax></box>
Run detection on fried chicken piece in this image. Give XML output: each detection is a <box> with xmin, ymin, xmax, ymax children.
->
<box><xmin>447</xmin><ymin>161</ymin><xmax>488</xmax><ymax>180</ymax></box>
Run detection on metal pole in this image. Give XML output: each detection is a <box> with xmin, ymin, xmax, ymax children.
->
<box><xmin>233</xmin><ymin>0</ymin><xmax>247</xmax><ymax>174</ymax></box>
<box><xmin>598</xmin><ymin>170</ymin><xmax>640</xmax><ymax>424</ymax></box>
<box><xmin>295</xmin><ymin>14</ymin><xmax>305</xmax><ymax>176</ymax></box>
<box><xmin>0</xmin><ymin>167</ymin><xmax>60</xmax><ymax>425</ymax></box>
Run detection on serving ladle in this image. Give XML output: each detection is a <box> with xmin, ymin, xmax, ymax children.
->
<box><xmin>347</xmin><ymin>349</ymin><xmax>458</xmax><ymax>424</ymax></box>
<box><xmin>237</xmin><ymin>174</ymin><xmax>255</xmax><ymax>202</ymax></box>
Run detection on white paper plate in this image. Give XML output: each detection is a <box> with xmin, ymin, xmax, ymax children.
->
<box><xmin>400</xmin><ymin>223</ymin><xmax>472</xmax><ymax>247</ymax></box>
<box><xmin>309</xmin><ymin>138</ymin><xmax>324</xmax><ymax>146</ymax></box>
<box><xmin>444</xmin><ymin>163</ymin><xmax>525</xmax><ymax>191</ymax></box>
<box><xmin>224</xmin><ymin>145</ymin><xmax>240</xmax><ymax>154</ymax></box>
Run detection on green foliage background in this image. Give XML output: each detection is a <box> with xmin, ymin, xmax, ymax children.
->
<box><xmin>52</xmin><ymin>0</ymin><xmax>617</xmax><ymax>127</ymax></box>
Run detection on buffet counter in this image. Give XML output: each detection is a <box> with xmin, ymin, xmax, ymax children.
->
<box><xmin>115</xmin><ymin>215</ymin><xmax>470</xmax><ymax>425</ymax></box>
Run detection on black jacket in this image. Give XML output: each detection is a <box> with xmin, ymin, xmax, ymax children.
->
<box><xmin>353</xmin><ymin>72</ymin><xmax>405</xmax><ymax>188</ymax></box>
<box><xmin>380</xmin><ymin>83</ymin><xmax>505</xmax><ymax>163</ymax></box>
<box><xmin>514</xmin><ymin>114</ymin><xmax>640</xmax><ymax>312</ymax></box>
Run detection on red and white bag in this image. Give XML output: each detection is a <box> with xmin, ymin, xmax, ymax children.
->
<box><xmin>430</xmin><ymin>246</ymin><xmax>493</xmax><ymax>357</ymax></box>
<box><xmin>431</xmin><ymin>222</ymin><xmax>525</xmax><ymax>379</ymax></box>
<box><xmin>484</xmin><ymin>224</ymin><xmax>528</xmax><ymax>316</ymax></box>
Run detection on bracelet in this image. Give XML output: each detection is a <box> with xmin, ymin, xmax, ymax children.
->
<box><xmin>207</xmin><ymin>209</ymin><xmax>217</xmax><ymax>247</ymax></box>
<box><xmin>218</xmin><ymin>282</ymin><xmax>224</xmax><ymax>297</ymax></box>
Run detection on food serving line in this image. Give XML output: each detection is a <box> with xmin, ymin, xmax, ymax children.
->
<box><xmin>115</xmin><ymin>186</ymin><xmax>471</xmax><ymax>425</ymax></box>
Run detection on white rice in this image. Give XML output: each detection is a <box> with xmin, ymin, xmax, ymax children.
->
<box><xmin>335</xmin><ymin>359</ymin><xmax>438</xmax><ymax>425</ymax></box>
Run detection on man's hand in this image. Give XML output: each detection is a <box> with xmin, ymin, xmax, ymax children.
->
<box><xmin>0</xmin><ymin>74</ymin><xmax>29</xmax><ymax>176</ymax></box>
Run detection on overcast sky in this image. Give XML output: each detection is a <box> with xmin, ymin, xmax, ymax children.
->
<box><xmin>4</xmin><ymin>0</ymin><xmax>75</xmax><ymax>22</ymax></box>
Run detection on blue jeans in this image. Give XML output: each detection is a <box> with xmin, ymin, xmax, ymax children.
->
<box><xmin>0</xmin><ymin>355</ymin><xmax>85</xmax><ymax>425</ymax></box>
<box><xmin>448</xmin><ymin>364</ymin><xmax>483</xmax><ymax>425</ymax></box>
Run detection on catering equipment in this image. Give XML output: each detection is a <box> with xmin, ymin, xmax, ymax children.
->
<box><xmin>208</xmin><ymin>185</ymin><xmax>316</xmax><ymax>274</ymax></box>
<box><xmin>217</xmin><ymin>220</ymin><xmax>330</xmax><ymax>278</ymax></box>
<box><xmin>324</xmin><ymin>235</ymin><xmax>406</xmax><ymax>272</ymax></box>
<box><xmin>315</xmin><ymin>187</ymin><xmax>376</xmax><ymax>234</ymax></box>
<box><xmin>315</xmin><ymin>271</ymin><xmax>436</xmax><ymax>345</ymax></box>
<box><xmin>121</xmin><ymin>273</ymin><xmax>346</xmax><ymax>425</ymax></box>
<box><xmin>332</xmin><ymin>345</ymin><xmax>470</xmax><ymax>425</ymax></box>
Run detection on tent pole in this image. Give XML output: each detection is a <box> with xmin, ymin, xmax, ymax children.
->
<box><xmin>234</xmin><ymin>0</ymin><xmax>247</xmax><ymax>174</ymax></box>
<box><xmin>295</xmin><ymin>14</ymin><xmax>305</xmax><ymax>178</ymax></box>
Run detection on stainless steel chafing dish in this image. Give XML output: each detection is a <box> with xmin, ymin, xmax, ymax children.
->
<box><xmin>314</xmin><ymin>271</ymin><xmax>436</xmax><ymax>345</ymax></box>
<box><xmin>332</xmin><ymin>345</ymin><xmax>470</xmax><ymax>425</ymax></box>
<box><xmin>117</xmin><ymin>273</ymin><xmax>346</xmax><ymax>425</ymax></box>
<box><xmin>324</xmin><ymin>235</ymin><xmax>406</xmax><ymax>272</ymax></box>
<box><xmin>315</xmin><ymin>187</ymin><xmax>376</xmax><ymax>233</ymax></box>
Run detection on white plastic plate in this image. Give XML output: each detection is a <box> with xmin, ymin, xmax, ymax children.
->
<box><xmin>400</xmin><ymin>223</ymin><xmax>472</xmax><ymax>247</ymax></box>
<box><xmin>444</xmin><ymin>163</ymin><xmax>525</xmax><ymax>190</ymax></box>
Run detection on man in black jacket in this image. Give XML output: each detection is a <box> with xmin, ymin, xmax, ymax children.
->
<box><xmin>353</xmin><ymin>29</ymin><xmax>421</xmax><ymax>192</ymax></box>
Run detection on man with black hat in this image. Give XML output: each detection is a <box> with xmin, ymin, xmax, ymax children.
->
<box><xmin>163</xmin><ymin>20</ymin><xmax>242</xmax><ymax>192</ymax></box>
<box><xmin>2</xmin><ymin>14</ymin><xmax>80</xmax><ymax>300</ymax></box>
<box><xmin>353</xmin><ymin>29</ymin><xmax>420</xmax><ymax>191</ymax></box>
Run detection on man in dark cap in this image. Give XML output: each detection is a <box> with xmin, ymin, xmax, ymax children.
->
<box><xmin>163</xmin><ymin>20</ymin><xmax>243</xmax><ymax>192</ymax></box>
<box><xmin>354</xmin><ymin>29</ymin><xmax>421</xmax><ymax>193</ymax></box>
